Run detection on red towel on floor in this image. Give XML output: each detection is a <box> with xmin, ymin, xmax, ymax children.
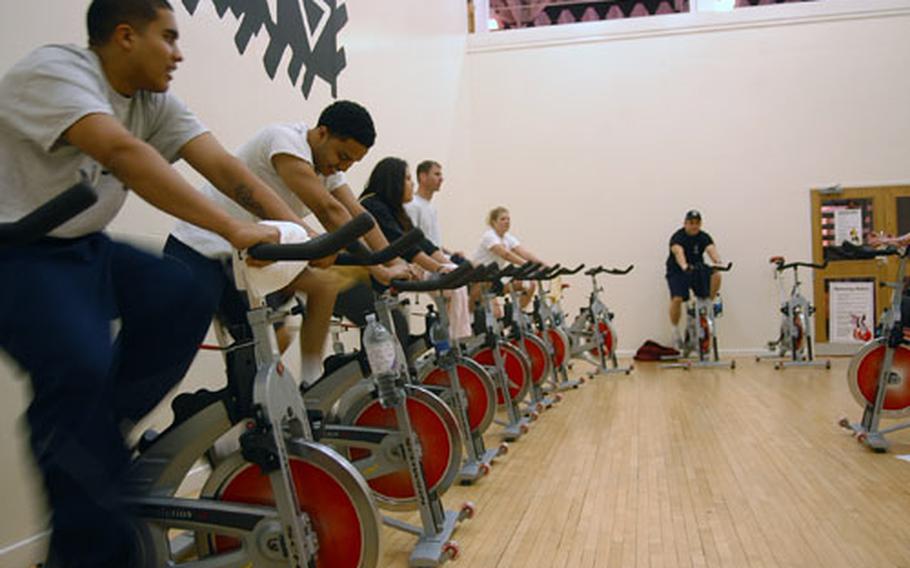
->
<box><xmin>634</xmin><ymin>340</ymin><xmax>679</xmax><ymax>361</ymax></box>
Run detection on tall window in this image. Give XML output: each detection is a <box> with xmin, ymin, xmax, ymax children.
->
<box><xmin>489</xmin><ymin>1</ymin><xmax>689</xmax><ymax>30</ymax></box>
<box><xmin>736</xmin><ymin>0</ymin><xmax>817</xmax><ymax>6</ymax></box>
<box><xmin>477</xmin><ymin>0</ymin><xmax>820</xmax><ymax>31</ymax></box>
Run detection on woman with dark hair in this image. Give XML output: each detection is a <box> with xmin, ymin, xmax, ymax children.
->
<box><xmin>333</xmin><ymin>157</ymin><xmax>473</xmax><ymax>343</ymax></box>
<box><xmin>359</xmin><ymin>157</ymin><xmax>453</xmax><ymax>274</ymax></box>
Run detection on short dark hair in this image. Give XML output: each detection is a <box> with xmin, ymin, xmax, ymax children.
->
<box><xmin>87</xmin><ymin>0</ymin><xmax>174</xmax><ymax>47</ymax></box>
<box><xmin>416</xmin><ymin>160</ymin><xmax>441</xmax><ymax>178</ymax></box>
<box><xmin>360</xmin><ymin>157</ymin><xmax>412</xmax><ymax>230</ymax></box>
<box><xmin>318</xmin><ymin>100</ymin><xmax>376</xmax><ymax>149</ymax></box>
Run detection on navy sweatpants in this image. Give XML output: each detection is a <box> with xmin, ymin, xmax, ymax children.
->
<box><xmin>0</xmin><ymin>233</ymin><xmax>211</xmax><ymax>568</ymax></box>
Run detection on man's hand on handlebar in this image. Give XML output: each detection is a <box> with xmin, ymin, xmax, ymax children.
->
<box><xmin>868</xmin><ymin>231</ymin><xmax>909</xmax><ymax>248</ymax></box>
<box><xmin>370</xmin><ymin>262</ymin><xmax>414</xmax><ymax>285</ymax></box>
<box><xmin>227</xmin><ymin>222</ymin><xmax>280</xmax><ymax>266</ymax></box>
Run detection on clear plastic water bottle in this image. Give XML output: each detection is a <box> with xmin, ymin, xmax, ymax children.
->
<box><xmin>428</xmin><ymin>310</ymin><xmax>451</xmax><ymax>356</ymax></box>
<box><xmin>363</xmin><ymin>313</ymin><xmax>397</xmax><ymax>375</ymax></box>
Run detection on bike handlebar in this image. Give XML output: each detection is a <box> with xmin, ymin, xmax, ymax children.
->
<box><xmin>498</xmin><ymin>261</ymin><xmax>541</xmax><ymax>280</ymax></box>
<box><xmin>553</xmin><ymin>263</ymin><xmax>585</xmax><ymax>277</ymax></box>
<box><xmin>334</xmin><ymin>229</ymin><xmax>426</xmax><ymax>266</ymax></box>
<box><xmin>390</xmin><ymin>262</ymin><xmax>478</xmax><ymax>293</ymax></box>
<box><xmin>247</xmin><ymin>213</ymin><xmax>375</xmax><ymax>261</ymax></box>
<box><xmin>690</xmin><ymin>261</ymin><xmax>733</xmax><ymax>273</ymax></box>
<box><xmin>528</xmin><ymin>264</ymin><xmax>561</xmax><ymax>281</ymax></box>
<box><xmin>0</xmin><ymin>182</ymin><xmax>98</xmax><ymax>246</ymax></box>
<box><xmin>777</xmin><ymin>259</ymin><xmax>828</xmax><ymax>271</ymax></box>
<box><xmin>585</xmin><ymin>264</ymin><xmax>634</xmax><ymax>277</ymax></box>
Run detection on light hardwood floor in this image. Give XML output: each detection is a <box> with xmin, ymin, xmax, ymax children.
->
<box><xmin>377</xmin><ymin>357</ymin><xmax>910</xmax><ymax>568</ymax></box>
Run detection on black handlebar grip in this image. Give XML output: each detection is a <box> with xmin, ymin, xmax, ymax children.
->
<box><xmin>247</xmin><ymin>213</ymin><xmax>375</xmax><ymax>261</ymax></box>
<box><xmin>515</xmin><ymin>262</ymin><xmax>545</xmax><ymax>280</ymax></box>
<box><xmin>335</xmin><ymin>228</ymin><xmax>426</xmax><ymax>266</ymax></box>
<box><xmin>390</xmin><ymin>262</ymin><xmax>476</xmax><ymax>293</ymax></box>
<box><xmin>557</xmin><ymin>264</ymin><xmax>586</xmax><ymax>277</ymax></box>
<box><xmin>605</xmin><ymin>264</ymin><xmax>634</xmax><ymax>275</ymax></box>
<box><xmin>0</xmin><ymin>181</ymin><xmax>98</xmax><ymax>246</ymax></box>
<box><xmin>528</xmin><ymin>264</ymin><xmax>561</xmax><ymax>281</ymax></box>
<box><xmin>499</xmin><ymin>261</ymin><xmax>538</xmax><ymax>280</ymax></box>
<box><xmin>780</xmin><ymin>260</ymin><xmax>828</xmax><ymax>271</ymax></box>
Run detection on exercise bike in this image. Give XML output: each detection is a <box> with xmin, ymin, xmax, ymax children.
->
<box><xmin>530</xmin><ymin>264</ymin><xmax>587</xmax><ymax>391</ymax></box>
<box><xmin>502</xmin><ymin>263</ymin><xmax>571</xmax><ymax>413</ymax></box>
<box><xmin>662</xmin><ymin>262</ymin><xmax>735</xmax><ymax>370</ymax></box>
<box><xmin>404</xmin><ymin>264</ymin><xmax>508</xmax><ymax>484</ymax></box>
<box><xmin>756</xmin><ymin>257</ymin><xmax>831</xmax><ymax>370</ymax></box>
<box><xmin>835</xmin><ymin>242</ymin><xmax>910</xmax><ymax>452</ymax></box>
<box><xmin>561</xmin><ymin>265</ymin><xmax>634</xmax><ymax>377</ymax></box>
<box><xmin>301</xmin><ymin>251</ymin><xmax>474</xmax><ymax>566</ymax></box>
<box><xmin>18</xmin><ymin>183</ymin><xmax>386</xmax><ymax>567</ymax></box>
<box><xmin>463</xmin><ymin>263</ymin><xmax>537</xmax><ymax>442</ymax></box>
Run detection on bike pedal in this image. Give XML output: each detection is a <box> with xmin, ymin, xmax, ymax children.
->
<box><xmin>136</xmin><ymin>428</ymin><xmax>160</xmax><ymax>453</ymax></box>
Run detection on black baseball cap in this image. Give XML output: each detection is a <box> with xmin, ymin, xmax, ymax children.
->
<box><xmin>685</xmin><ymin>209</ymin><xmax>702</xmax><ymax>221</ymax></box>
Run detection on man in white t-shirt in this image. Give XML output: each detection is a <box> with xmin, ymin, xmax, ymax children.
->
<box><xmin>0</xmin><ymin>1</ymin><xmax>296</xmax><ymax>566</ymax></box>
<box><xmin>402</xmin><ymin>160</ymin><xmax>473</xmax><ymax>336</ymax></box>
<box><xmin>167</xmin><ymin>101</ymin><xmax>409</xmax><ymax>382</ymax></box>
<box><xmin>404</xmin><ymin>160</ymin><xmax>464</xmax><ymax>260</ymax></box>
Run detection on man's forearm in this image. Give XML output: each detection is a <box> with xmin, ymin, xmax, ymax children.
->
<box><xmin>332</xmin><ymin>188</ymin><xmax>390</xmax><ymax>252</ymax></box>
<box><xmin>706</xmin><ymin>245</ymin><xmax>721</xmax><ymax>265</ymax></box>
<box><xmin>673</xmin><ymin>248</ymin><xmax>688</xmax><ymax>269</ymax></box>
<box><xmin>109</xmin><ymin>141</ymin><xmax>242</xmax><ymax>240</ymax></box>
<box><xmin>214</xmin><ymin>157</ymin><xmax>301</xmax><ymax>224</ymax></box>
<box><xmin>349</xmin><ymin>202</ymin><xmax>390</xmax><ymax>251</ymax></box>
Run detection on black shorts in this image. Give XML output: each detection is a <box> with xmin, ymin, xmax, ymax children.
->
<box><xmin>666</xmin><ymin>270</ymin><xmax>711</xmax><ymax>301</ymax></box>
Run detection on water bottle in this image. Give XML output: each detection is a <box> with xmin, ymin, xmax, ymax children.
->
<box><xmin>713</xmin><ymin>294</ymin><xmax>724</xmax><ymax>318</ymax></box>
<box><xmin>363</xmin><ymin>313</ymin><xmax>397</xmax><ymax>376</ymax></box>
<box><xmin>428</xmin><ymin>309</ymin><xmax>451</xmax><ymax>356</ymax></box>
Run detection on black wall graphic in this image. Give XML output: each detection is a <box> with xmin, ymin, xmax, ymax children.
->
<box><xmin>181</xmin><ymin>0</ymin><xmax>348</xmax><ymax>98</ymax></box>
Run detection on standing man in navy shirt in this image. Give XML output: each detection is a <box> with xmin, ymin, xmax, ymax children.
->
<box><xmin>665</xmin><ymin>210</ymin><xmax>724</xmax><ymax>346</ymax></box>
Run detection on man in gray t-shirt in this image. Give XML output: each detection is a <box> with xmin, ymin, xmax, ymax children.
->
<box><xmin>0</xmin><ymin>2</ymin><xmax>307</xmax><ymax>566</ymax></box>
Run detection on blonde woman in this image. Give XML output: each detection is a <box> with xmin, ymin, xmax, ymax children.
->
<box><xmin>471</xmin><ymin>206</ymin><xmax>548</xmax><ymax>310</ymax></box>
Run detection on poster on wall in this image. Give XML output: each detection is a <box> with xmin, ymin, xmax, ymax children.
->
<box><xmin>828</xmin><ymin>280</ymin><xmax>875</xmax><ymax>343</ymax></box>
<box><xmin>834</xmin><ymin>208</ymin><xmax>864</xmax><ymax>246</ymax></box>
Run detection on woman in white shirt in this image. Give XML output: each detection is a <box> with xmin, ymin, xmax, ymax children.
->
<box><xmin>471</xmin><ymin>206</ymin><xmax>547</xmax><ymax>310</ymax></box>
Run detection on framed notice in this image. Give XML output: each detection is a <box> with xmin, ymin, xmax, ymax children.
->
<box><xmin>819</xmin><ymin>198</ymin><xmax>873</xmax><ymax>261</ymax></box>
<box><xmin>833</xmin><ymin>208</ymin><xmax>863</xmax><ymax>247</ymax></box>
<box><xmin>828</xmin><ymin>279</ymin><xmax>875</xmax><ymax>343</ymax></box>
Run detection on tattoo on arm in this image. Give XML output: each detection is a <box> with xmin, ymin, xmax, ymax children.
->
<box><xmin>233</xmin><ymin>184</ymin><xmax>267</xmax><ymax>219</ymax></box>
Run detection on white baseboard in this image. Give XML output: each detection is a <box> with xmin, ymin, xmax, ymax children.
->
<box><xmin>615</xmin><ymin>347</ymin><xmax>847</xmax><ymax>359</ymax></box>
<box><xmin>0</xmin><ymin>464</ymin><xmax>211</xmax><ymax>567</ymax></box>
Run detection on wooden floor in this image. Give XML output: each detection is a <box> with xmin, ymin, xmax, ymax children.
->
<box><xmin>377</xmin><ymin>357</ymin><xmax>910</xmax><ymax>568</ymax></box>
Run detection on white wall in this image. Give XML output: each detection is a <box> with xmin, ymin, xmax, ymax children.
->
<box><xmin>444</xmin><ymin>2</ymin><xmax>910</xmax><ymax>355</ymax></box>
<box><xmin>2</xmin><ymin>0</ymin><xmax>910</xmax><ymax>563</ymax></box>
